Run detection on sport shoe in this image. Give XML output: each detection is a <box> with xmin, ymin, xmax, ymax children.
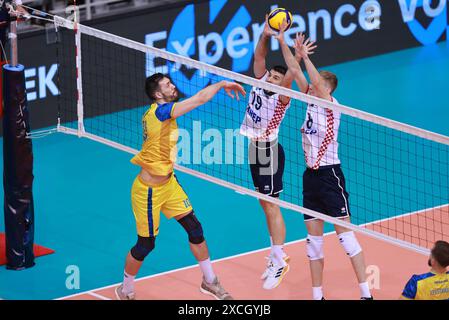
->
<box><xmin>361</xmin><ymin>296</ymin><xmax>374</xmax><ymax>300</ymax></box>
<box><xmin>261</xmin><ymin>254</ymin><xmax>290</xmax><ymax>280</ymax></box>
<box><xmin>200</xmin><ymin>277</ymin><xmax>233</xmax><ymax>300</ymax></box>
<box><xmin>262</xmin><ymin>259</ymin><xmax>290</xmax><ymax>290</ymax></box>
<box><xmin>115</xmin><ymin>284</ymin><xmax>136</xmax><ymax>300</ymax></box>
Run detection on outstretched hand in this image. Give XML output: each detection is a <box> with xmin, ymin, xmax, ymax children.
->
<box><xmin>263</xmin><ymin>14</ymin><xmax>277</xmax><ymax>37</ymax></box>
<box><xmin>294</xmin><ymin>33</ymin><xmax>317</xmax><ymax>59</ymax></box>
<box><xmin>223</xmin><ymin>81</ymin><xmax>246</xmax><ymax>101</ymax></box>
<box><xmin>274</xmin><ymin>18</ymin><xmax>289</xmax><ymax>43</ymax></box>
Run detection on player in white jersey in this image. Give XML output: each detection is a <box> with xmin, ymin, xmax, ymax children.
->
<box><xmin>276</xmin><ymin>23</ymin><xmax>373</xmax><ymax>300</ymax></box>
<box><xmin>240</xmin><ymin>14</ymin><xmax>294</xmax><ymax>290</ymax></box>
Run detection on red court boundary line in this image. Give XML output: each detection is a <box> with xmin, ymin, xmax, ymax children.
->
<box><xmin>56</xmin><ymin>203</ymin><xmax>447</xmax><ymax>300</ymax></box>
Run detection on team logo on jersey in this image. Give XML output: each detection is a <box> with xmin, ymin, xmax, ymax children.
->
<box><xmin>246</xmin><ymin>106</ymin><xmax>262</xmax><ymax>123</ymax></box>
<box><xmin>301</xmin><ymin>128</ymin><xmax>318</xmax><ymax>135</ymax></box>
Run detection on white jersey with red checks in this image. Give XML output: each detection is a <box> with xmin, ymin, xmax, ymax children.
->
<box><xmin>240</xmin><ymin>71</ymin><xmax>291</xmax><ymax>142</ymax></box>
<box><xmin>301</xmin><ymin>87</ymin><xmax>341</xmax><ymax>169</ymax></box>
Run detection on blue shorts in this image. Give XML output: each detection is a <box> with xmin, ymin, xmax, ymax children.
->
<box><xmin>303</xmin><ymin>164</ymin><xmax>351</xmax><ymax>221</ymax></box>
<box><xmin>249</xmin><ymin>140</ymin><xmax>285</xmax><ymax>197</ymax></box>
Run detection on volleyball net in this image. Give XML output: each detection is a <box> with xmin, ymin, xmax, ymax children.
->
<box><xmin>50</xmin><ymin>16</ymin><xmax>448</xmax><ymax>256</ymax></box>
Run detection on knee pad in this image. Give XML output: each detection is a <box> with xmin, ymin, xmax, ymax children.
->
<box><xmin>130</xmin><ymin>236</ymin><xmax>155</xmax><ymax>261</ymax></box>
<box><xmin>338</xmin><ymin>231</ymin><xmax>362</xmax><ymax>258</ymax></box>
<box><xmin>178</xmin><ymin>211</ymin><xmax>205</xmax><ymax>244</ymax></box>
<box><xmin>306</xmin><ymin>235</ymin><xmax>324</xmax><ymax>261</ymax></box>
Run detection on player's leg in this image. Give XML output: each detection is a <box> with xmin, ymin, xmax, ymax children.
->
<box><xmin>252</xmin><ymin>141</ymin><xmax>289</xmax><ymax>289</ymax></box>
<box><xmin>334</xmin><ymin>219</ymin><xmax>372</xmax><ymax>299</ymax></box>
<box><xmin>163</xmin><ymin>174</ymin><xmax>232</xmax><ymax>300</ymax></box>
<box><xmin>303</xmin><ymin>167</ymin><xmax>327</xmax><ymax>300</ymax></box>
<box><xmin>116</xmin><ymin>176</ymin><xmax>160</xmax><ymax>300</ymax></box>
<box><xmin>304</xmin><ymin>218</ymin><xmax>325</xmax><ymax>300</ymax></box>
<box><xmin>259</xmin><ymin>199</ymin><xmax>286</xmax><ymax>256</ymax></box>
<box><xmin>327</xmin><ymin>166</ymin><xmax>373</xmax><ymax>299</ymax></box>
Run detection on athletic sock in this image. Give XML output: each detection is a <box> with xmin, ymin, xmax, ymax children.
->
<box><xmin>199</xmin><ymin>258</ymin><xmax>216</xmax><ymax>284</ymax></box>
<box><xmin>271</xmin><ymin>245</ymin><xmax>286</xmax><ymax>266</ymax></box>
<box><xmin>312</xmin><ymin>286</ymin><xmax>323</xmax><ymax>300</ymax></box>
<box><xmin>123</xmin><ymin>271</ymin><xmax>135</xmax><ymax>294</ymax></box>
<box><xmin>359</xmin><ymin>282</ymin><xmax>371</xmax><ymax>298</ymax></box>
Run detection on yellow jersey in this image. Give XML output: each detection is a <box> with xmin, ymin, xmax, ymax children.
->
<box><xmin>402</xmin><ymin>271</ymin><xmax>449</xmax><ymax>300</ymax></box>
<box><xmin>131</xmin><ymin>102</ymin><xmax>178</xmax><ymax>176</ymax></box>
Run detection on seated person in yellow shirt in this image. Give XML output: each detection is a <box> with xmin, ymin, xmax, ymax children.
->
<box><xmin>115</xmin><ymin>73</ymin><xmax>245</xmax><ymax>300</ymax></box>
<box><xmin>401</xmin><ymin>240</ymin><xmax>449</xmax><ymax>300</ymax></box>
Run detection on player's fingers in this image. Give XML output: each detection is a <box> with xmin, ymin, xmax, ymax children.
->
<box><xmin>236</xmin><ymin>85</ymin><xmax>246</xmax><ymax>96</ymax></box>
<box><xmin>234</xmin><ymin>90</ymin><xmax>240</xmax><ymax>101</ymax></box>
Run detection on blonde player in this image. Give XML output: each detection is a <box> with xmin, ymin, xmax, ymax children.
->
<box><xmin>115</xmin><ymin>73</ymin><xmax>245</xmax><ymax>300</ymax></box>
<box><xmin>276</xmin><ymin>22</ymin><xmax>373</xmax><ymax>300</ymax></box>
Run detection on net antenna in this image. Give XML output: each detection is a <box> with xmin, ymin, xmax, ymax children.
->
<box><xmin>29</xmin><ymin>13</ymin><xmax>449</xmax><ymax>256</ymax></box>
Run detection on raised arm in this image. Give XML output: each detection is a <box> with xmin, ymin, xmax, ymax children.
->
<box><xmin>300</xmin><ymin>38</ymin><xmax>331</xmax><ymax>100</ymax></box>
<box><xmin>172</xmin><ymin>81</ymin><xmax>246</xmax><ymax>119</ymax></box>
<box><xmin>275</xmin><ymin>26</ymin><xmax>309</xmax><ymax>93</ymax></box>
<box><xmin>253</xmin><ymin>14</ymin><xmax>275</xmax><ymax>78</ymax></box>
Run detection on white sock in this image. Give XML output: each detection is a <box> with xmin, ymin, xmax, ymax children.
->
<box><xmin>359</xmin><ymin>282</ymin><xmax>371</xmax><ymax>298</ymax></box>
<box><xmin>312</xmin><ymin>286</ymin><xmax>323</xmax><ymax>300</ymax></box>
<box><xmin>123</xmin><ymin>271</ymin><xmax>135</xmax><ymax>294</ymax></box>
<box><xmin>269</xmin><ymin>236</ymin><xmax>273</xmax><ymax>246</ymax></box>
<box><xmin>271</xmin><ymin>245</ymin><xmax>286</xmax><ymax>266</ymax></box>
<box><xmin>199</xmin><ymin>258</ymin><xmax>216</xmax><ymax>284</ymax></box>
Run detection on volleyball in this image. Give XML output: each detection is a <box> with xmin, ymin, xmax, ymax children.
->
<box><xmin>268</xmin><ymin>8</ymin><xmax>293</xmax><ymax>32</ymax></box>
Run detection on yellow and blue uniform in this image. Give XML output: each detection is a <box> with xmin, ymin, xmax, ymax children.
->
<box><xmin>130</xmin><ymin>102</ymin><xmax>193</xmax><ymax>237</ymax></box>
<box><xmin>401</xmin><ymin>271</ymin><xmax>449</xmax><ymax>300</ymax></box>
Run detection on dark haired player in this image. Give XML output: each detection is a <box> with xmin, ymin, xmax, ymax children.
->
<box><xmin>401</xmin><ymin>240</ymin><xmax>449</xmax><ymax>300</ymax></box>
<box><xmin>115</xmin><ymin>73</ymin><xmax>245</xmax><ymax>300</ymax></box>
<box><xmin>240</xmin><ymin>14</ymin><xmax>295</xmax><ymax>290</ymax></box>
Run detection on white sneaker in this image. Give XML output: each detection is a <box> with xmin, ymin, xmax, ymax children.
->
<box><xmin>115</xmin><ymin>284</ymin><xmax>136</xmax><ymax>300</ymax></box>
<box><xmin>262</xmin><ymin>259</ymin><xmax>290</xmax><ymax>290</ymax></box>
<box><xmin>261</xmin><ymin>254</ymin><xmax>290</xmax><ymax>280</ymax></box>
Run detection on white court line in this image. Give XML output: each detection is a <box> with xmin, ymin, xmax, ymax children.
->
<box><xmin>54</xmin><ymin>128</ymin><xmax>448</xmax><ymax>299</ymax></box>
<box><xmin>55</xmin><ymin>200</ymin><xmax>446</xmax><ymax>301</ymax></box>
<box><xmin>361</xmin><ymin>203</ymin><xmax>448</xmax><ymax>228</ymax></box>
<box><xmin>55</xmin><ymin>230</ymin><xmax>334</xmax><ymax>300</ymax></box>
<box><xmin>86</xmin><ymin>292</ymin><xmax>111</xmax><ymax>300</ymax></box>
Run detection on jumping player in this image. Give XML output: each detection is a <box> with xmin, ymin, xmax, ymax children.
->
<box><xmin>276</xmin><ymin>24</ymin><xmax>373</xmax><ymax>300</ymax></box>
<box><xmin>116</xmin><ymin>74</ymin><xmax>245</xmax><ymax>300</ymax></box>
<box><xmin>240</xmin><ymin>14</ymin><xmax>295</xmax><ymax>290</ymax></box>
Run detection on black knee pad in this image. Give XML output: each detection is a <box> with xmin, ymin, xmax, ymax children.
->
<box><xmin>130</xmin><ymin>236</ymin><xmax>155</xmax><ymax>261</ymax></box>
<box><xmin>178</xmin><ymin>211</ymin><xmax>205</xmax><ymax>244</ymax></box>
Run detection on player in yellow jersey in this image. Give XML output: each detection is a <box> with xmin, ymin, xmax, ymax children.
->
<box><xmin>401</xmin><ymin>240</ymin><xmax>449</xmax><ymax>300</ymax></box>
<box><xmin>115</xmin><ymin>73</ymin><xmax>245</xmax><ymax>300</ymax></box>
